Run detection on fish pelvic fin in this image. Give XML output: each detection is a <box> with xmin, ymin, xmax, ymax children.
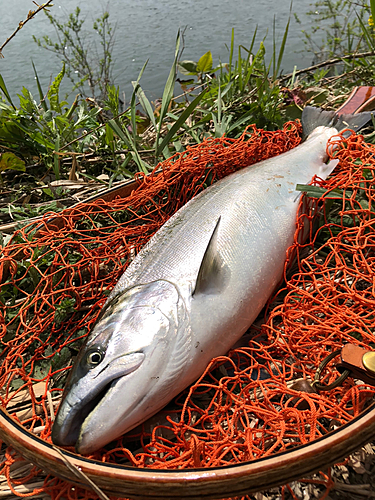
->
<box><xmin>302</xmin><ymin>105</ymin><xmax>372</xmax><ymax>139</ymax></box>
<box><xmin>193</xmin><ymin>216</ymin><xmax>230</xmax><ymax>296</ymax></box>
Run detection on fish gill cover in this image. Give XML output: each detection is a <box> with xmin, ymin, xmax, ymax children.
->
<box><xmin>1</xmin><ymin>121</ymin><xmax>375</xmax><ymax>498</ymax></box>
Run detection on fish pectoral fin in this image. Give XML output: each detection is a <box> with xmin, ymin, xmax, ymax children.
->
<box><xmin>193</xmin><ymin>216</ymin><xmax>229</xmax><ymax>296</ymax></box>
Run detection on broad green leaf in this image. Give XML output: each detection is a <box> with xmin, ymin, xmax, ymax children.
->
<box><xmin>178</xmin><ymin>60</ymin><xmax>198</xmax><ymax>75</ymax></box>
<box><xmin>48</xmin><ymin>63</ymin><xmax>65</xmax><ymax>112</ymax></box>
<box><xmin>0</xmin><ymin>152</ymin><xmax>26</xmax><ymax>172</ymax></box>
<box><xmin>196</xmin><ymin>51</ymin><xmax>213</xmax><ymax>73</ymax></box>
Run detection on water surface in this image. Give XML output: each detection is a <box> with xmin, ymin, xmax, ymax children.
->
<box><xmin>0</xmin><ymin>0</ymin><xmax>316</xmax><ymax>102</ymax></box>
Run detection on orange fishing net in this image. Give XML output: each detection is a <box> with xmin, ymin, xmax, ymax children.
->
<box><xmin>0</xmin><ymin>121</ymin><xmax>375</xmax><ymax>499</ymax></box>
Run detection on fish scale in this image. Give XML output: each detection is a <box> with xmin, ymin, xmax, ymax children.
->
<box><xmin>110</xmin><ymin>128</ymin><xmax>332</xmax><ymax>295</ymax></box>
<box><xmin>52</xmin><ymin>108</ymin><xmax>372</xmax><ymax>454</ymax></box>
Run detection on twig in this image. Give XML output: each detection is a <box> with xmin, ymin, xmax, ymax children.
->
<box><xmin>280</xmin><ymin>50</ymin><xmax>375</xmax><ymax>83</ymax></box>
<box><xmin>0</xmin><ymin>1</ymin><xmax>54</xmax><ymax>58</ymax></box>
<box><xmin>334</xmin><ymin>482</ymin><xmax>375</xmax><ymax>496</ymax></box>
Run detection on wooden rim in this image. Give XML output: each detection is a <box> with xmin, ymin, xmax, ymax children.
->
<box><xmin>1</xmin><ymin>403</ymin><xmax>375</xmax><ymax>499</ymax></box>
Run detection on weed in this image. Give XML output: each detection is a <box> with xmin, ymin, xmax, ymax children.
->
<box><xmin>33</xmin><ymin>7</ymin><xmax>115</xmax><ymax>103</ymax></box>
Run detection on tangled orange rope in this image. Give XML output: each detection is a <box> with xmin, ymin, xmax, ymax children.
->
<box><xmin>0</xmin><ymin>121</ymin><xmax>374</xmax><ymax>499</ymax></box>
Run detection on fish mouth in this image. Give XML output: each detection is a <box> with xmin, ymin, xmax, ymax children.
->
<box><xmin>52</xmin><ymin>377</ymin><xmax>124</xmax><ymax>448</ymax></box>
<box><xmin>52</xmin><ymin>352</ymin><xmax>145</xmax><ymax>448</ymax></box>
<box><xmin>75</xmin><ymin>376</ymin><xmax>126</xmax><ymax>453</ymax></box>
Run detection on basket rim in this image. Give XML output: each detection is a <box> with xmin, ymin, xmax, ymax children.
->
<box><xmin>1</xmin><ymin>401</ymin><xmax>375</xmax><ymax>499</ymax></box>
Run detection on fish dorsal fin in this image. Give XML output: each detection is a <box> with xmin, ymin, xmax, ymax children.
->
<box><xmin>193</xmin><ymin>217</ymin><xmax>228</xmax><ymax>296</ymax></box>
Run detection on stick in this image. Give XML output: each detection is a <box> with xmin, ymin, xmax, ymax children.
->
<box><xmin>0</xmin><ymin>1</ymin><xmax>54</xmax><ymax>58</ymax></box>
<box><xmin>280</xmin><ymin>50</ymin><xmax>375</xmax><ymax>83</ymax></box>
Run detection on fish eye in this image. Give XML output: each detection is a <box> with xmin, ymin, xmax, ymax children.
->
<box><xmin>86</xmin><ymin>350</ymin><xmax>103</xmax><ymax>367</ymax></box>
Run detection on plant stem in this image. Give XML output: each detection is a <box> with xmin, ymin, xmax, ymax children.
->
<box><xmin>0</xmin><ymin>0</ymin><xmax>54</xmax><ymax>57</ymax></box>
<box><xmin>280</xmin><ymin>49</ymin><xmax>375</xmax><ymax>82</ymax></box>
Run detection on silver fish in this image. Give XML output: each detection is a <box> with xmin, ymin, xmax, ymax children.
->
<box><xmin>52</xmin><ymin>107</ymin><xmax>371</xmax><ymax>454</ymax></box>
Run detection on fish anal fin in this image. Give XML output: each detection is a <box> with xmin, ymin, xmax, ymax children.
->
<box><xmin>193</xmin><ymin>216</ymin><xmax>230</xmax><ymax>296</ymax></box>
<box><xmin>320</xmin><ymin>158</ymin><xmax>339</xmax><ymax>179</ymax></box>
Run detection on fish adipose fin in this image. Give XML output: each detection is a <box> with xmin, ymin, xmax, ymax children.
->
<box><xmin>193</xmin><ymin>216</ymin><xmax>229</xmax><ymax>295</ymax></box>
<box><xmin>302</xmin><ymin>105</ymin><xmax>373</xmax><ymax>139</ymax></box>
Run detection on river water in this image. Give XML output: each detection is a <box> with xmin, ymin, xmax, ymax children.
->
<box><xmin>0</xmin><ymin>0</ymin><xmax>317</xmax><ymax>103</ymax></box>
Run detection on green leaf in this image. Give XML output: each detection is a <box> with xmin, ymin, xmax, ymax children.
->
<box><xmin>228</xmin><ymin>28</ymin><xmax>235</xmax><ymax>81</ymax></box>
<box><xmin>107</xmin><ymin>119</ymin><xmax>150</xmax><ymax>174</ymax></box>
<box><xmin>48</xmin><ymin>63</ymin><xmax>66</xmax><ymax>112</ymax></box>
<box><xmin>32</xmin><ymin>61</ymin><xmax>47</xmax><ymax>111</ymax></box>
<box><xmin>105</xmin><ymin>122</ymin><xmax>114</xmax><ymax>149</ymax></box>
<box><xmin>53</xmin><ymin>135</ymin><xmax>60</xmax><ymax>180</ymax></box>
<box><xmin>371</xmin><ymin>0</ymin><xmax>375</xmax><ymax>27</ymax></box>
<box><xmin>133</xmin><ymin>82</ymin><xmax>156</xmax><ymax>130</ymax></box>
<box><xmin>130</xmin><ymin>60</ymin><xmax>149</xmax><ymax>147</ymax></box>
<box><xmin>178</xmin><ymin>60</ymin><xmax>198</xmax><ymax>75</ymax></box>
<box><xmin>296</xmin><ymin>184</ymin><xmax>344</xmax><ymax>199</ymax></box>
<box><xmin>107</xmin><ymin>119</ymin><xmax>132</xmax><ymax>149</ymax></box>
<box><xmin>357</xmin><ymin>12</ymin><xmax>375</xmax><ymax>51</ymax></box>
<box><xmin>227</xmin><ymin>110</ymin><xmax>255</xmax><ymax>134</ymax></box>
<box><xmin>156</xmin><ymin>89</ymin><xmax>207</xmax><ymax>158</ymax></box>
<box><xmin>196</xmin><ymin>51</ymin><xmax>213</xmax><ymax>73</ymax></box>
<box><xmin>217</xmin><ymin>76</ymin><xmax>222</xmax><ymax>123</ymax></box>
<box><xmin>12</xmin><ymin>121</ymin><xmax>55</xmax><ymax>150</ymax></box>
<box><xmin>159</xmin><ymin>31</ymin><xmax>180</xmax><ymax>124</ymax></box>
<box><xmin>18</xmin><ymin>88</ymin><xmax>38</xmax><ymax>114</ymax></box>
<box><xmin>0</xmin><ymin>74</ymin><xmax>15</xmax><ymax>109</ymax></box>
<box><xmin>154</xmin><ymin>30</ymin><xmax>181</xmax><ymax>163</ymax></box>
<box><xmin>0</xmin><ymin>152</ymin><xmax>26</xmax><ymax>173</ymax></box>
<box><xmin>273</xmin><ymin>12</ymin><xmax>290</xmax><ymax>80</ymax></box>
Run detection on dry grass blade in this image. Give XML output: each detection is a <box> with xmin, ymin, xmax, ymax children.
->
<box><xmin>0</xmin><ymin>460</ymin><xmax>48</xmax><ymax>499</ymax></box>
<box><xmin>52</xmin><ymin>446</ymin><xmax>110</xmax><ymax>500</ymax></box>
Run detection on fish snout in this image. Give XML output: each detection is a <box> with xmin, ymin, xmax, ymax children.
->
<box><xmin>52</xmin><ymin>352</ymin><xmax>145</xmax><ymax>449</ymax></box>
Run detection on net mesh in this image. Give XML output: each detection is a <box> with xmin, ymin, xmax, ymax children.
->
<box><xmin>0</xmin><ymin>121</ymin><xmax>375</xmax><ymax>499</ymax></box>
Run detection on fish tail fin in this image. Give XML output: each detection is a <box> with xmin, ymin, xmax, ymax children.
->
<box><xmin>301</xmin><ymin>105</ymin><xmax>373</xmax><ymax>138</ymax></box>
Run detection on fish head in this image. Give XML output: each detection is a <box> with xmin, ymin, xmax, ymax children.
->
<box><xmin>52</xmin><ymin>279</ymin><xmax>189</xmax><ymax>454</ymax></box>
